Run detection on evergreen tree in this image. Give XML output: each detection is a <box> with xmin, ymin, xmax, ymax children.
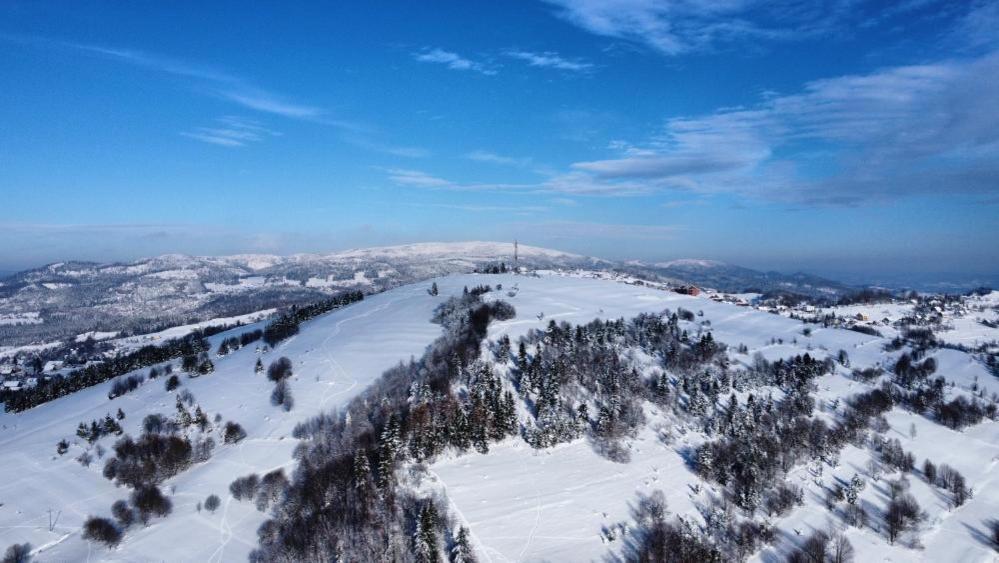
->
<box><xmin>194</xmin><ymin>406</ymin><xmax>210</xmax><ymax>432</ymax></box>
<box><xmin>353</xmin><ymin>450</ymin><xmax>372</xmax><ymax>491</ymax></box>
<box><xmin>451</xmin><ymin>526</ymin><xmax>475</xmax><ymax>563</ymax></box>
<box><xmin>414</xmin><ymin>502</ymin><xmax>440</xmax><ymax>563</ymax></box>
<box><xmin>452</xmin><ymin>407</ymin><xmax>471</xmax><ymax>452</ymax></box>
<box><xmin>176</xmin><ymin>398</ymin><xmax>193</xmax><ymax>427</ymax></box>
<box><xmin>378</xmin><ymin>415</ymin><xmax>402</xmax><ymax>489</ymax></box>
<box><xmin>165</xmin><ymin>374</ymin><xmax>180</xmax><ymax>391</ymax></box>
<box><xmin>517</xmin><ymin>342</ymin><xmax>528</xmax><ymax>371</ymax></box>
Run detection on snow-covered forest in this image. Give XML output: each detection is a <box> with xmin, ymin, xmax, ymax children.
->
<box><xmin>1</xmin><ymin>270</ymin><xmax>997</xmax><ymax>562</ymax></box>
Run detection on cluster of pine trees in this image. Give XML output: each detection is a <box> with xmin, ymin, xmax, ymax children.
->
<box><xmin>694</xmin><ymin>356</ymin><xmax>836</xmax><ymax>513</ymax></box>
<box><xmin>75</xmin><ymin>410</ymin><xmax>125</xmax><ymax>443</ymax></box>
<box><xmin>216</xmin><ymin>328</ymin><xmax>263</xmax><ymax>356</ymax></box>
<box><xmin>509</xmin><ymin>312</ymin><xmax>727</xmax><ymax>460</ymax></box>
<box><xmin>108</xmin><ymin>373</ymin><xmax>145</xmax><ymax>399</ymax></box>
<box><xmin>83</xmin><ymin>394</ymin><xmax>225</xmax><ymax>549</ymax></box>
<box><xmin>250</xmin><ymin>291</ymin><xmax>509</xmax><ymax>562</ymax></box>
<box><xmin>262</xmin><ymin>290</ymin><xmax>363</xmax><ymax>346</ymax></box>
<box><xmin>3</xmin><ymin>333</ymin><xmax>207</xmax><ymax>412</ymax></box>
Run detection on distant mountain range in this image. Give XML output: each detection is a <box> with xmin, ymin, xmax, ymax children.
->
<box><xmin>0</xmin><ymin>241</ymin><xmax>871</xmax><ymax>347</ymax></box>
<box><xmin>620</xmin><ymin>259</ymin><xmax>855</xmax><ymax>298</ymax></box>
<box><xmin>0</xmin><ymin>242</ymin><xmax>599</xmax><ymax>347</ymax></box>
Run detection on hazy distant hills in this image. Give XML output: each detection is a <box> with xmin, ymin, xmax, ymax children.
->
<box><xmin>620</xmin><ymin>259</ymin><xmax>854</xmax><ymax>298</ymax></box>
<box><xmin>0</xmin><ymin>241</ymin><xmax>869</xmax><ymax>347</ymax></box>
<box><xmin>0</xmin><ymin>242</ymin><xmax>599</xmax><ymax>346</ymax></box>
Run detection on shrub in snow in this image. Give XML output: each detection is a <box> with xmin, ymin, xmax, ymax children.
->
<box><xmin>267</xmin><ymin>357</ymin><xmax>293</xmax><ymax>383</ymax></box>
<box><xmin>255</xmin><ymin>469</ymin><xmax>290</xmax><ymax>512</ymax></box>
<box><xmin>111</xmin><ymin>500</ymin><xmax>134</xmax><ymax>528</ymax></box>
<box><xmin>76</xmin><ymin>451</ymin><xmax>93</xmax><ymax>468</ymax></box>
<box><xmin>229</xmin><ymin>474</ymin><xmax>260</xmax><ymax>501</ymax></box>
<box><xmin>108</xmin><ymin>374</ymin><xmax>144</xmax><ymax>400</ymax></box>
<box><xmin>620</xmin><ymin>497</ymin><xmax>721</xmax><ymax>562</ymax></box>
<box><xmin>223</xmin><ymin>421</ymin><xmax>247</xmax><ymax>444</ymax></box>
<box><xmin>270</xmin><ymin>380</ymin><xmax>294</xmax><ymax>411</ymax></box>
<box><xmin>788</xmin><ymin>529</ymin><xmax>853</xmax><ymax>563</ymax></box>
<box><xmin>131</xmin><ymin>485</ymin><xmax>172</xmax><ymax>525</ymax></box>
<box><xmin>82</xmin><ymin>516</ymin><xmax>122</xmax><ymax>547</ymax></box>
<box><xmin>923</xmin><ymin>459</ymin><xmax>937</xmax><ymax>483</ymax></box>
<box><xmin>2</xmin><ymin>543</ymin><xmax>32</xmax><ymax>563</ymax></box>
<box><xmin>886</xmin><ymin>492</ymin><xmax>925</xmax><ymax>545</ymax></box>
<box><xmin>764</xmin><ymin>482</ymin><xmax>803</xmax><ymax>517</ymax></box>
<box><xmin>204</xmin><ymin>494</ymin><xmax>221</xmax><ymax>513</ymax></box>
<box><xmin>142</xmin><ymin>413</ymin><xmax>168</xmax><ymax>434</ymax></box>
<box><xmin>106</xmin><ymin>433</ymin><xmax>193</xmax><ymax>488</ymax></box>
<box><xmin>164</xmin><ymin>375</ymin><xmax>180</xmax><ymax>392</ymax></box>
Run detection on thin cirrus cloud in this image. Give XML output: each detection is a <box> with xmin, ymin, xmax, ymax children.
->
<box><xmin>385</xmin><ymin>168</ymin><xmax>536</xmax><ymax>192</ymax></box>
<box><xmin>414</xmin><ymin>47</ymin><xmax>592</xmax><ymax>75</ymax></box>
<box><xmin>2</xmin><ymin>34</ymin><xmax>432</xmax><ymax>155</ymax></box>
<box><xmin>180</xmin><ymin>116</ymin><xmax>281</xmax><ymax>147</ymax></box>
<box><xmin>385</xmin><ymin>167</ymin><xmax>653</xmax><ymax>196</ymax></box>
<box><xmin>394</xmin><ymin>46</ymin><xmax>999</xmax><ymax>203</ymax></box>
<box><xmin>540</xmin><ymin>0</ymin><xmax>969</xmax><ymax>56</ymax></box>
<box><xmin>413</xmin><ymin>48</ymin><xmax>496</xmax><ymax>75</ymax></box>
<box><xmin>465</xmin><ymin>150</ymin><xmax>533</xmax><ymax>168</ymax></box>
<box><xmin>541</xmin><ymin>0</ymin><xmax>816</xmax><ymax>55</ymax></box>
<box><xmin>558</xmin><ymin>50</ymin><xmax>999</xmax><ymax>204</ymax></box>
<box><xmin>50</xmin><ymin>38</ymin><xmax>328</xmax><ymax>120</ymax></box>
<box><xmin>504</xmin><ymin>50</ymin><xmax>593</xmax><ymax>71</ymax></box>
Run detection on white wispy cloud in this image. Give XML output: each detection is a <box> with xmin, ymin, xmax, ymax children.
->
<box><xmin>413</xmin><ymin>48</ymin><xmax>496</xmax><ymax>75</ymax></box>
<box><xmin>181</xmin><ymin>116</ymin><xmax>280</xmax><ymax>147</ymax></box>
<box><xmin>541</xmin><ymin>0</ymin><xmax>809</xmax><ymax>55</ymax></box>
<box><xmin>541</xmin><ymin>0</ymin><xmax>969</xmax><ymax>56</ymax></box>
<box><xmin>0</xmin><ymin>34</ymin><xmax>436</xmax><ymax>155</ymax></box>
<box><xmin>505</xmin><ymin>50</ymin><xmax>593</xmax><ymax>71</ymax></box>
<box><xmin>48</xmin><ymin>38</ymin><xmax>329</xmax><ymax>121</ymax></box>
<box><xmin>385</xmin><ymin>167</ymin><xmax>655</xmax><ymax>197</ymax></box>
<box><xmin>951</xmin><ymin>0</ymin><xmax>999</xmax><ymax>50</ymax></box>
<box><xmin>466</xmin><ymin>150</ymin><xmax>532</xmax><ymax>168</ymax></box>
<box><xmin>385</xmin><ymin>168</ymin><xmax>535</xmax><ymax>192</ymax></box>
<box><xmin>386</xmin><ymin>169</ymin><xmax>457</xmax><ymax>189</ymax></box>
<box><xmin>216</xmin><ymin>90</ymin><xmax>322</xmax><ymax>120</ymax></box>
<box><xmin>559</xmin><ymin>50</ymin><xmax>999</xmax><ymax>204</ymax></box>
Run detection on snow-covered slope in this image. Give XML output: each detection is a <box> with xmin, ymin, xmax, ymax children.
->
<box><xmin>1</xmin><ymin>273</ymin><xmax>996</xmax><ymax>562</ymax></box>
<box><xmin>0</xmin><ymin>242</ymin><xmax>597</xmax><ymax>348</ymax></box>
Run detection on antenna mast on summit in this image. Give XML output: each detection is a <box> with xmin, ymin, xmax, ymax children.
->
<box><xmin>514</xmin><ymin>240</ymin><xmax>518</xmax><ymax>263</ymax></box>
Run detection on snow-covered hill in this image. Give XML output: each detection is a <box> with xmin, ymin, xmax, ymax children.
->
<box><xmin>1</xmin><ymin>273</ymin><xmax>996</xmax><ymax>562</ymax></box>
<box><xmin>0</xmin><ymin>242</ymin><xmax>598</xmax><ymax>347</ymax></box>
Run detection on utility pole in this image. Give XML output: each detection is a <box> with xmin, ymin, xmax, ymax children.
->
<box><xmin>48</xmin><ymin>508</ymin><xmax>60</xmax><ymax>531</ymax></box>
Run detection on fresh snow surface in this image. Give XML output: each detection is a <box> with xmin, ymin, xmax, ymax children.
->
<box><xmin>111</xmin><ymin>310</ymin><xmax>277</xmax><ymax>352</ymax></box>
<box><xmin>0</xmin><ymin>273</ymin><xmax>996</xmax><ymax>562</ymax></box>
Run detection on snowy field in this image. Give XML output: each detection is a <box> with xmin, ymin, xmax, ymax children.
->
<box><xmin>0</xmin><ymin>273</ymin><xmax>997</xmax><ymax>561</ymax></box>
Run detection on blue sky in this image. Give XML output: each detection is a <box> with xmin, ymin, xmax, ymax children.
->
<box><xmin>1</xmin><ymin>1</ymin><xmax>998</xmax><ymax>279</ymax></box>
